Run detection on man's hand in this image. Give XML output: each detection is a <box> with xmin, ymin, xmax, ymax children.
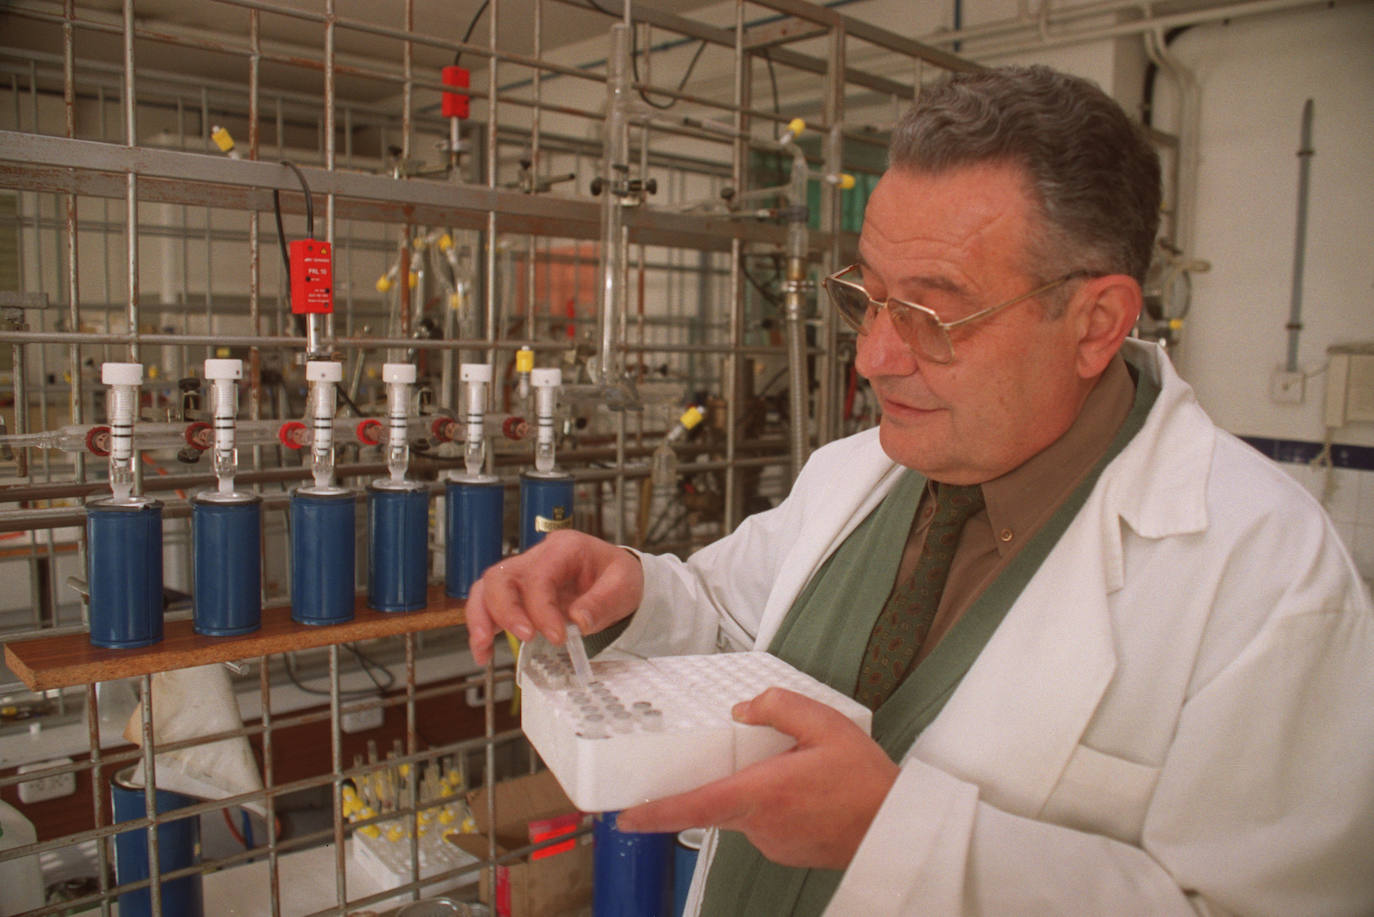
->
<box><xmin>464</xmin><ymin>529</ymin><xmax>644</xmax><ymax>665</ymax></box>
<box><xmin>615</xmin><ymin>687</ymin><xmax>898</xmax><ymax>870</ymax></box>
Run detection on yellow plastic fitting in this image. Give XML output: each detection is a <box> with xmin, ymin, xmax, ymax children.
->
<box><xmin>408</xmin><ymin>271</ymin><xmax>419</xmax><ymax>287</ymax></box>
<box><xmin>679</xmin><ymin>405</ymin><xmax>705</xmax><ymax>430</ymax></box>
<box><xmin>787</xmin><ymin>118</ymin><xmax>806</xmax><ymax>137</ymax></box>
<box><xmin>376</xmin><ymin>275</ymin><xmax>393</xmax><ymax>293</ymax></box>
<box><xmin>516</xmin><ymin>346</ymin><xmax>535</xmax><ymax>374</ymax></box>
<box><xmin>210</xmin><ymin>126</ymin><xmax>235</xmax><ymax>154</ymax></box>
<box><xmin>385</xmin><ymin>825</ymin><xmax>406</xmax><ymax>843</ymax></box>
<box><xmin>360</xmin><ymin>825</ymin><xmax>381</xmax><ymax>839</ymax></box>
<box><xmin>838</xmin><ymin>173</ymin><xmax>856</xmax><ymax>190</ymax></box>
<box><xmin>438</xmin><ymin>233</ymin><xmax>454</xmax><ymax>251</ymax></box>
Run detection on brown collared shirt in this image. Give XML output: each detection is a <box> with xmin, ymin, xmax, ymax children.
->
<box><xmin>890</xmin><ymin>355</ymin><xmax>1137</xmax><ymax>666</ymax></box>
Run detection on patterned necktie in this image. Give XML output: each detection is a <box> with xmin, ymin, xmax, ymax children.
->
<box><xmin>856</xmin><ymin>482</ymin><xmax>985</xmax><ymax>709</ymax></box>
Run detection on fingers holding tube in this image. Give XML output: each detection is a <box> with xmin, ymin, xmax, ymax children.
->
<box><xmin>463</xmin><ymin>530</ymin><xmax>644</xmax><ymax>664</ymax></box>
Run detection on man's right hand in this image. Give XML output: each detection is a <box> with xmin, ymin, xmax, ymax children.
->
<box><xmin>463</xmin><ymin>528</ymin><xmax>645</xmax><ymax>665</ymax></box>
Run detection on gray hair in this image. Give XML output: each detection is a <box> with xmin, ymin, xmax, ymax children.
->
<box><xmin>889</xmin><ymin>65</ymin><xmax>1162</xmax><ymax>291</ymax></box>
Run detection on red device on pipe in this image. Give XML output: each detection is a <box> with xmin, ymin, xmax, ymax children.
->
<box><xmin>441</xmin><ymin>66</ymin><xmax>471</xmax><ymax>119</ymax></box>
<box><xmin>289</xmin><ymin>239</ymin><xmax>334</xmax><ymax>314</ymax></box>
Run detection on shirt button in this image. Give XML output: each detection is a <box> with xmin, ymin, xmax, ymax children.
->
<box><xmin>999</xmin><ymin>528</ymin><xmax>1014</xmax><ymax>542</ymax></box>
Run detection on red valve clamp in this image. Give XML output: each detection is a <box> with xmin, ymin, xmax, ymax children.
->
<box><xmin>185</xmin><ymin>422</ymin><xmax>213</xmax><ymax>450</ymax></box>
<box><xmin>278</xmin><ymin>421</ymin><xmax>307</xmax><ymax>450</ymax></box>
<box><xmin>356</xmin><ymin>419</ymin><xmax>383</xmax><ymax>446</ymax></box>
<box><xmin>86</xmin><ymin>426</ymin><xmax>112</xmax><ymax>457</ymax></box>
<box><xmin>431</xmin><ymin>416</ymin><xmax>457</xmax><ymax>442</ymax></box>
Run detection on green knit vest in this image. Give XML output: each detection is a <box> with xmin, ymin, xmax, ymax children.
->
<box><xmin>698</xmin><ymin>368</ymin><xmax>1159</xmax><ymax>916</ymax></box>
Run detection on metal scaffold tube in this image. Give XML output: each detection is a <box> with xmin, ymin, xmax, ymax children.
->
<box><xmin>0</xmin><ymin>1</ymin><xmax>1005</xmax><ymax>912</ymax></box>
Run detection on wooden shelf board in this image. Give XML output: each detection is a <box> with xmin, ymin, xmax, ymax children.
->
<box><xmin>4</xmin><ymin>585</ymin><xmax>467</xmax><ymax>692</ymax></box>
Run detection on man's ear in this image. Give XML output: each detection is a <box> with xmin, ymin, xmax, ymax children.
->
<box><xmin>1072</xmin><ymin>275</ymin><xmax>1143</xmax><ymax>379</ymax></box>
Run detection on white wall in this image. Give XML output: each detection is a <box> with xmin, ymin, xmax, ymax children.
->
<box><xmin>1154</xmin><ymin>5</ymin><xmax>1374</xmax><ymax>578</ymax></box>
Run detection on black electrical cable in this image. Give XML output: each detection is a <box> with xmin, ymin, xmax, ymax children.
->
<box><xmin>581</xmin><ymin>0</ymin><xmax>707</xmax><ymax>111</ymax></box>
<box><xmin>283</xmin><ymin>160</ymin><xmax>313</xmax><ymax>238</ymax></box>
<box><xmin>271</xmin><ymin>159</ymin><xmax>315</xmax><ymax>287</ymax></box>
<box><xmin>346</xmin><ymin>643</ymin><xmax>397</xmax><ymax>693</ymax></box>
<box><xmin>630</xmin><ymin>29</ymin><xmax>709</xmax><ymax>111</ymax></box>
<box><xmin>283</xmin><ymin>644</ymin><xmax>395</xmax><ymax>697</ymax></box>
<box><xmin>452</xmin><ymin>0</ymin><xmax>492</xmax><ymax>68</ymax></box>
<box><xmin>335</xmin><ymin>385</ymin><xmax>364</xmax><ymax>418</ymax></box>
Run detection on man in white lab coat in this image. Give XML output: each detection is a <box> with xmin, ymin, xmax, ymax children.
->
<box><xmin>465</xmin><ymin>65</ymin><xmax>1374</xmax><ymax>915</ymax></box>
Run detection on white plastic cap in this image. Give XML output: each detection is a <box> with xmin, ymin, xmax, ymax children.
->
<box><xmin>530</xmin><ymin>368</ymin><xmax>562</xmax><ymax>389</ymax></box>
<box><xmin>305</xmin><ymin>361</ymin><xmax>343</xmax><ymax>382</ymax></box>
<box><xmin>382</xmin><ymin>363</ymin><xmax>416</xmax><ymax>384</ymax></box>
<box><xmin>101</xmin><ymin>362</ymin><xmax>143</xmax><ymax>386</ymax></box>
<box><xmin>460</xmin><ymin>363</ymin><xmax>493</xmax><ymax>384</ymax></box>
<box><xmin>204</xmin><ymin>358</ymin><xmax>243</xmax><ymax>381</ymax></box>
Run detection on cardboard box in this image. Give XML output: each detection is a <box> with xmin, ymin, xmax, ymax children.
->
<box><xmin>450</xmin><ymin>771</ymin><xmax>593</xmax><ymax>917</ymax></box>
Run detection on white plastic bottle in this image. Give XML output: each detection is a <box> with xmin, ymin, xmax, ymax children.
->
<box><xmin>0</xmin><ymin>798</ymin><xmax>44</xmax><ymax>915</ymax></box>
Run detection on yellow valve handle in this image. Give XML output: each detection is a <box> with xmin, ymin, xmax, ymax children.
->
<box><xmin>679</xmin><ymin>405</ymin><xmax>705</xmax><ymax>430</ymax></box>
<box><xmin>210</xmin><ymin>126</ymin><xmax>235</xmax><ymax>154</ymax></box>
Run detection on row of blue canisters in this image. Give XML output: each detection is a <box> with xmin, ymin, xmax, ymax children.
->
<box><xmin>86</xmin><ymin>360</ymin><xmax>573</xmax><ymax>648</ymax></box>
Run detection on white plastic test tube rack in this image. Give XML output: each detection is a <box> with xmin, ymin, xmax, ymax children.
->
<box><xmin>519</xmin><ymin>644</ymin><xmax>872</xmax><ymax>812</ymax></box>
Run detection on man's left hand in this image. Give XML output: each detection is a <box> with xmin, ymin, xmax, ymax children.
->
<box><xmin>614</xmin><ymin>687</ymin><xmax>899</xmax><ymax>870</ymax></box>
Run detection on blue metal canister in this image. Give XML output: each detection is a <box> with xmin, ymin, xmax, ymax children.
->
<box><xmin>445</xmin><ymin>475</ymin><xmax>504</xmax><ymax>599</ymax></box>
<box><xmin>87</xmin><ymin>498</ymin><xmax>164</xmax><ymax>649</ymax></box>
<box><xmin>519</xmin><ymin>470</ymin><xmax>574</xmax><ymax>552</ymax></box>
<box><xmin>191</xmin><ymin>492</ymin><xmax>262</xmax><ymax>635</ymax></box>
<box><xmin>111</xmin><ymin>768</ymin><xmax>204</xmax><ymax>917</ymax></box>
<box><xmin>594</xmin><ymin>810</ymin><xmax>675</xmax><ymax>917</ymax></box>
<box><xmin>673</xmin><ymin>828</ymin><xmax>705</xmax><ymax>917</ymax></box>
<box><xmin>367</xmin><ymin>480</ymin><xmax>430</xmax><ymax>612</ymax></box>
<box><xmin>291</xmin><ymin>486</ymin><xmax>357</xmax><ymax>625</ymax></box>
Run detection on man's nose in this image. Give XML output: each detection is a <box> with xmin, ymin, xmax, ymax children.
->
<box><xmin>854</xmin><ymin>306</ymin><xmax>919</xmax><ymax>379</ymax></box>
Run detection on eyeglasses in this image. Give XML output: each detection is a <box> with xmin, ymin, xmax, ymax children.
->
<box><xmin>823</xmin><ymin>264</ymin><xmax>1091</xmax><ymax>364</ymax></box>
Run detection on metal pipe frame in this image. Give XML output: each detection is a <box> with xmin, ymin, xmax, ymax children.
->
<box><xmin>0</xmin><ymin>1</ymin><xmax>988</xmax><ymax>912</ymax></box>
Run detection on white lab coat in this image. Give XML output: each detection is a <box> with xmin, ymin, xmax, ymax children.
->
<box><xmin>609</xmin><ymin>340</ymin><xmax>1374</xmax><ymax>916</ymax></box>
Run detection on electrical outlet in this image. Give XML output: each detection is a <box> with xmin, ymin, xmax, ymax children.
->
<box><xmin>18</xmin><ymin>757</ymin><xmax>76</xmax><ymax>803</ymax></box>
<box><xmin>340</xmin><ymin>696</ymin><xmax>385</xmax><ymax>734</ymax></box>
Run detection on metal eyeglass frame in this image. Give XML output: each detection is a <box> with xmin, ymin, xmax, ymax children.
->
<box><xmin>823</xmin><ymin>264</ymin><xmax>1093</xmax><ymax>364</ymax></box>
